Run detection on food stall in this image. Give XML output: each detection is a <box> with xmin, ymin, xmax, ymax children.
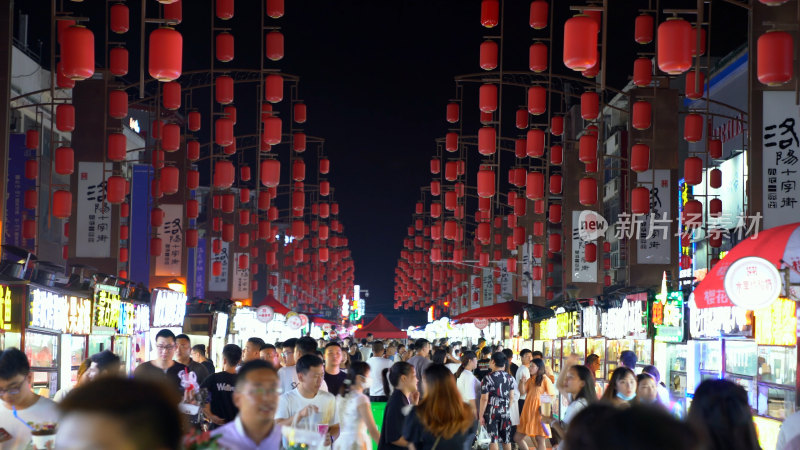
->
<box><xmin>753</xmin><ymin>297</ymin><xmax>796</xmax><ymax>421</ymax></box>
<box><xmin>650</xmin><ymin>283</ymin><xmax>688</xmax><ymax>415</ymax></box>
<box><xmin>601</xmin><ymin>293</ymin><xmax>651</xmax><ymax>378</ymax></box>
<box><xmin>149</xmin><ymin>288</ymin><xmax>188</xmax><ymax>360</ymax></box>
<box><xmin>183</xmin><ymin>312</ymin><xmax>229</xmax><ymax>368</ymax></box>
<box><xmin>582</xmin><ymin>305</ymin><xmax>606</xmax><ymax>390</ymax></box>
<box><xmin>0</xmin><ymin>282</ymin><xmax>24</xmax><ymax>350</ymax></box>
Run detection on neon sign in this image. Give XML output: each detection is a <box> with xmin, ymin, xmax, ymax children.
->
<box><xmin>94</xmin><ymin>285</ymin><xmax>122</xmax><ymax>331</ymax></box>
<box><xmin>0</xmin><ymin>284</ymin><xmax>17</xmax><ymax>331</ymax></box>
<box><xmin>29</xmin><ymin>287</ymin><xmax>91</xmax><ymax>334</ymax></box>
<box><xmin>152</xmin><ymin>289</ymin><xmax>187</xmax><ymax>328</ymax></box>
<box><xmin>755</xmin><ymin>298</ymin><xmax>796</xmax><ymax>346</ymax></box>
<box><xmin>601</xmin><ymin>298</ymin><xmax>647</xmax><ymax>339</ymax></box>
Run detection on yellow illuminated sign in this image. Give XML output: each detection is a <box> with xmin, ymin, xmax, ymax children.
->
<box><xmin>755</xmin><ymin>298</ymin><xmax>796</xmax><ymax>346</ymax></box>
<box><xmin>94</xmin><ymin>285</ymin><xmax>122</xmax><ymax>330</ymax></box>
<box><xmin>0</xmin><ymin>284</ymin><xmax>13</xmax><ymax>331</ymax></box>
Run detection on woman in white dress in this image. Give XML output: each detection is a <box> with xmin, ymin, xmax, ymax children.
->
<box><xmin>334</xmin><ymin>361</ymin><xmax>380</xmax><ymax>450</ymax></box>
<box><xmin>454</xmin><ymin>351</ymin><xmax>482</xmax><ymax>418</ymax></box>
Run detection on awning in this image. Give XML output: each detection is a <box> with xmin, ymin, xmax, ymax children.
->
<box><xmin>353</xmin><ymin>313</ymin><xmax>407</xmax><ymax>339</ymax></box>
<box><xmin>452</xmin><ymin>301</ymin><xmax>527</xmax><ymax>323</ymax></box>
<box><xmin>254</xmin><ymin>294</ymin><xmax>290</xmax><ymax>315</ymax></box>
<box><xmin>691</xmin><ymin>222</ymin><xmax>800</xmax><ymax>308</ymax></box>
<box><xmin>311</xmin><ymin>317</ymin><xmax>337</xmax><ymax>325</ymax></box>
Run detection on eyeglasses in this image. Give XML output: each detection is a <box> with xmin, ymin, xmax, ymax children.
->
<box><xmin>156</xmin><ymin>345</ymin><xmax>176</xmax><ymax>351</ymax></box>
<box><xmin>0</xmin><ymin>385</ymin><xmax>22</xmax><ymax>396</ymax></box>
<box><xmin>241</xmin><ymin>387</ymin><xmax>281</xmax><ymax>397</ymax></box>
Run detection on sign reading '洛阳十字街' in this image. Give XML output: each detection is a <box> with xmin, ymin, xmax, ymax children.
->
<box><xmin>762</xmin><ymin>91</ymin><xmax>800</xmax><ymax>230</ymax></box>
<box><xmin>76</xmin><ymin>162</ymin><xmax>112</xmax><ymax>258</ymax></box>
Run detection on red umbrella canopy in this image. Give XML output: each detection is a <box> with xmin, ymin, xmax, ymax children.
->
<box><xmin>691</xmin><ymin>222</ymin><xmax>800</xmax><ymax>309</ymax></box>
<box><xmin>255</xmin><ymin>294</ymin><xmax>290</xmax><ymax>315</ymax></box>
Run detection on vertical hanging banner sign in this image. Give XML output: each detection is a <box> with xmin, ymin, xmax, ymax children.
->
<box><xmin>762</xmin><ymin>91</ymin><xmax>800</xmax><ymax>229</ymax></box>
<box><xmin>155</xmin><ymin>204</ymin><xmax>183</xmax><ymax>276</ymax></box>
<box><xmin>231</xmin><ymin>253</ymin><xmax>250</xmax><ymax>299</ymax></box>
<box><xmin>482</xmin><ymin>268</ymin><xmax>494</xmax><ymax>307</ymax></box>
<box><xmin>208</xmin><ymin>240</ymin><xmax>229</xmax><ymax>291</ymax></box>
<box><xmin>193</xmin><ymin>238</ymin><xmax>206</xmax><ymax>299</ymax></box>
<box><xmin>470</xmin><ymin>275</ymin><xmax>481</xmax><ymax>310</ymax></box>
<box><xmin>4</xmin><ymin>134</ymin><xmax>35</xmax><ymax>247</ymax></box>
<box><xmin>636</xmin><ymin>169</ymin><xmax>672</xmax><ymax>264</ymax></box>
<box><xmin>76</xmin><ymin>162</ymin><xmax>112</xmax><ymax>257</ymax></box>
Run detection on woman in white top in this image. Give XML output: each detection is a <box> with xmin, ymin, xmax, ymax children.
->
<box><xmin>454</xmin><ymin>351</ymin><xmax>481</xmax><ymax>418</ymax></box>
<box><xmin>334</xmin><ymin>361</ymin><xmax>380</xmax><ymax>450</ymax></box>
<box><xmin>549</xmin><ymin>364</ymin><xmax>597</xmax><ymax>439</ymax></box>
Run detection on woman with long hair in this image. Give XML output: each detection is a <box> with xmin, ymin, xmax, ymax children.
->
<box><xmin>635</xmin><ymin>373</ymin><xmax>662</xmax><ymax>406</ymax></box>
<box><xmin>601</xmin><ymin>367</ymin><xmax>637</xmax><ymax>407</ymax></box>
<box><xmin>403</xmin><ymin>363</ymin><xmax>477</xmax><ymax>450</ymax></box>
<box><xmin>688</xmin><ymin>379</ymin><xmax>760</xmax><ymax>450</ymax></box>
<box><xmin>335</xmin><ymin>361</ymin><xmax>380</xmax><ymax>449</ymax></box>
<box><xmin>378</xmin><ymin>362</ymin><xmax>419</xmax><ymax>450</ymax></box>
<box><xmin>455</xmin><ymin>351</ymin><xmax>481</xmax><ymax>417</ymax></box>
<box><xmin>517</xmin><ymin>358</ymin><xmax>556</xmax><ymax>450</ymax></box>
<box><xmin>550</xmin><ymin>364</ymin><xmax>597</xmax><ymax>439</ymax></box>
<box><xmin>431</xmin><ymin>348</ymin><xmax>448</xmax><ymax>365</ymax></box>
<box><xmin>340</xmin><ymin>346</ymin><xmax>351</xmax><ymax>371</ymax></box>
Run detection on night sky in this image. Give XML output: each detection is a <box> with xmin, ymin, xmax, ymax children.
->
<box><xmin>15</xmin><ymin>0</ymin><xmax>747</xmax><ymax>328</ymax></box>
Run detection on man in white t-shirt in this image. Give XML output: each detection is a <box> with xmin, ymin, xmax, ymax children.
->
<box><xmin>0</xmin><ymin>348</ymin><xmax>59</xmax><ymax>450</ymax></box>
<box><xmin>515</xmin><ymin>349</ymin><xmax>533</xmax><ymax>412</ymax></box>
<box><xmin>365</xmin><ymin>342</ymin><xmax>393</xmax><ymax>402</ymax></box>
<box><xmin>276</xmin><ymin>355</ymin><xmax>339</xmax><ymax>448</ymax></box>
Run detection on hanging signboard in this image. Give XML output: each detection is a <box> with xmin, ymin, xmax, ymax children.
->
<box><xmin>4</xmin><ymin>134</ymin><xmax>35</xmax><ymax>248</ymax></box>
<box><xmin>539</xmin><ymin>317</ymin><xmax>559</xmax><ymax>340</ymax></box>
<box><xmin>155</xmin><ymin>204</ymin><xmax>184</xmax><ymax>276</ymax></box>
<box><xmin>652</xmin><ymin>291</ymin><xmax>685</xmax><ymax>342</ymax></box>
<box><xmin>755</xmin><ymin>298</ymin><xmax>796</xmax><ymax>346</ymax></box>
<box><xmin>556</xmin><ymin>311</ymin><xmax>581</xmax><ymax>338</ymax></box>
<box><xmin>723</xmin><ymin>256</ymin><xmax>782</xmax><ymax>310</ymax></box>
<box><xmin>208</xmin><ymin>240</ymin><xmax>230</xmax><ymax>291</ymax></box>
<box><xmin>572</xmin><ymin>211</ymin><xmax>598</xmax><ymax>282</ymax></box>
<box><xmin>762</xmin><ymin>91</ymin><xmax>800</xmax><ymax>230</ymax></box>
<box><xmin>93</xmin><ymin>284</ymin><xmax>123</xmax><ymax>333</ymax></box>
<box><xmin>471</xmin><ymin>275</ymin><xmax>481</xmax><ymax>310</ymax></box>
<box><xmin>151</xmin><ymin>289</ymin><xmax>187</xmax><ymax>328</ymax></box>
<box><xmin>474</xmin><ymin>318</ymin><xmax>489</xmax><ymax>330</ymax></box>
<box><xmin>76</xmin><ymin>162</ymin><xmax>112</xmax><ymax>258</ymax></box>
<box><xmin>482</xmin><ymin>268</ymin><xmax>494</xmax><ymax>307</ymax></box>
<box><xmin>29</xmin><ymin>287</ymin><xmax>92</xmax><ymax>335</ymax></box>
<box><xmin>636</xmin><ymin>169</ymin><xmax>672</xmax><ymax>264</ymax></box>
<box><xmin>231</xmin><ymin>253</ymin><xmax>250</xmax><ymax>299</ymax></box>
<box><xmin>582</xmin><ymin>306</ymin><xmax>601</xmax><ymax>337</ymax></box>
<box><xmin>256</xmin><ymin>306</ymin><xmax>274</xmax><ymax>324</ymax></box>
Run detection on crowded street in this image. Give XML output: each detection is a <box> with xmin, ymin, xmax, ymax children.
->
<box><xmin>1</xmin><ymin>0</ymin><xmax>799</xmax><ymax>449</ymax></box>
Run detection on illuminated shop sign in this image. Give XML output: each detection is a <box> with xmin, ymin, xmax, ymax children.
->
<box><xmin>689</xmin><ymin>305</ymin><xmax>752</xmax><ymax>338</ymax></box>
<box><xmin>521</xmin><ymin>312</ymin><xmax>532</xmax><ymax>340</ymax></box>
<box><xmin>652</xmin><ymin>292</ymin><xmax>684</xmax><ymax>342</ymax></box>
<box><xmin>152</xmin><ymin>289</ymin><xmax>187</xmax><ymax>328</ymax></box>
<box><xmin>28</xmin><ymin>287</ymin><xmax>91</xmax><ymax>334</ymax></box>
<box><xmin>600</xmin><ymin>297</ymin><xmax>648</xmax><ymax>339</ymax></box>
<box><xmin>94</xmin><ymin>284</ymin><xmax>122</xmax><ymax>332</ymax></box>
<box><xmin>755</xmin><ymin>298</ymin><xmax>796</xmax><ymax>346</ymax></box>
<box><xmin>582</xmin><ymin>306</ymin><xmax>600</xmax><ymax>337</ymax></box>
<box><xmin>0</xmin><ymin>284</ymin><xmax>22</xmax><ymax>332</ymax></box>
<box><xmin>556</xmin><ymin>311</ymin><xmax>581</xmax><ymax>338</ymax></box>
<box><xmin>539</xmin><ymin>317</ymin><xmax>558</xmax><ymax>340</ymax></box>
<box><xmin>134</xmin><ymin>304</ymin><xmax>150</xmax><ymax>333</ymax></box>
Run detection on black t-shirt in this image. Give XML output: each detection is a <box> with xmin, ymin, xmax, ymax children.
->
<box><xmin>200</xmin><ymin>372</ymin><xmax>239</xmax><ymax>423</ymax></box>
<box><xmin>474</xmin><ymin>358</ymin><xmax>491</xmax><ymax>381</ymax></box>
<box><xmin>350</xmin><ymin>351</ymin><xmax>363</xmax><ymax>361</ymax></box>
<box><xmin>133</xmin><ymin>361</ymin><xmax>186</xmax><ymax>394</ymax></box>
<box><xmin>403</xmin><ymin>406</ymin><xmax>478</xmax><ymax>450</ymax></box>
<box><xmin>509</xmin><ymin>363</ymin><xmax>519</xmax><ymax>378</ymax></box>
<box><xmin>378</xmin><ymin>389</ymin><xmax>410</xmax><ymax>450</ymax></box>
<box><xmin>324</xmin><ymin>370</ymin><xmax>347</xmax><ymax>396</ymax></box>
<box><xmin>201</xmin><ymin>359</ymin><xmax>215</xmax><ymax>375</ymax></box>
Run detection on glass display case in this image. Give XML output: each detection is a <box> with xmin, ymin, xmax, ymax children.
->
<box><xmin>633</xmin><ymin>339</ymin><xmax>653</xmax><ymax>368</ymax></box>
<box><xmin>113</xmin><ymin>336</ymin><xmax>131</xmax><ymax>375</ymax></box>
<box><xmin>665</xmin><ymin>344</ymin><xmax>688</xmax><ymax>416</ymax></box>
<box><xmin>89</xmin><ymin>335</ymin><xmax>112</xmax><ymax>355</ymax></box>
<box><xmin>552</xmin><ymin>339</ymin><xmax>563</xmax><ymax>374</ymax></box>
<box><xmin>695</xmin><ymin>340</ymin><xmax>722</xmax><ymax>378</ymax></box>
<box><xmin>0</xmin><ymin>331</ymin><xmax>21</xmax><ymax>351</ymax></box>
<box><xmin>69</xmin><ymin>335</ymin><xmax>87</xmax><ymax>385</ymax></box>
<box><xmin>23</xmin><ymin>331</ymin><xmax>59</xmax><ymax>397</ymax></box>
<box><xmin>587</xmin><ymin>338</ymin><xmax>606</xmax><ymax>390</ymax></box>
<box><xmin>724</xmin><ymin>340</ymin><xmax>758</xmax><ymax>410</ymax></box>
<box><xmin>562</xmin><ymin>338</ymin><xmax>587</xmax><ymax>363</ymax></box>
<box><xmin>605</xmin><ymin>339</ymin><xmax>633</xmax><ymax>379</ymax></box>
<box><xmin>756</xmin><ymin>345</ymin><xmax>797</xmax><ymax>420</ymax></box>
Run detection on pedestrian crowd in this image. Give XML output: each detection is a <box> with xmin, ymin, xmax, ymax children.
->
<box><xmin>0</xmin><ymin>332</ymin><xmax>793</xmax><ymax>449</ymax></box>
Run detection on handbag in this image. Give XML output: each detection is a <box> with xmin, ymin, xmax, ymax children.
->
<box><xmin>472</xmin><ymin>425</ymin><xmax>491</xmax><ymax>450</ymax></box>
<box><xmin>281</xmin><ymin>411</ymin><xmax>326</xmax><ymax>450</ymax></box>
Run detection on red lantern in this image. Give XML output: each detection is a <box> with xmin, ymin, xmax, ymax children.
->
<box><xmin>186</xmin><ymin>111</ymin><xmax>201</xmax><ymax>132</ymax></box>
<box><xmin>164</xmin><ymin>0</ymin><xmax>183</xmax><ymax>24</ymax></box>
<box><xmin>263</xmin><ymin>116</ymin><xmax>282</xmax><ymax>144</ymax></box>
<box><xmin>549</xmin><ymin>174</ymin><xmax>562</xmax><ymax>194</ymax></box>
<box><xmin>108</xmin><ymin>89</ymin><xmax>128</xmax><ymax>119</ymax></box>
<box><xmin>633</xmin><ymin>57</ymin><xmax>652</xmax><ymax>87</ymax></box>
<box><xmin>684</xmin><ymin>156</ymin><xmax>703</xmax><ymax>185</ymax></box>
<box><xmin>265</xmin><ymin>74</ymin><xmax>283</xmax><ymax>103</ymax></box>
<box><xmin>709</xmin><ymin>168</ymin><xmax>722</xmax><ymax>189</ymax></box>
<box><xmin>585</xmin><ymin>243</ymin><xmax>597</xmax><ymax>262</ymax></box>
<box><xmin>55</xmin><ymin>147</ymin><xmax>74</xmax><ymax>175</ymax></box>
<box><xmin>548</xmin><ymin>233</ymin><xmax>561</xmax><ymax>253</ymax></box>
<box><xmin>216</xmin><ymin>0</ymin><xmax>234</xmax><ymax>19</ymax></box>
<box><xmin>685</xmin><ymin>70</ymin><xmax>705</xmax><ymax>100</ymax></box>
<box><xmin>110</xmin><ymin>4</ymin><xmax>129</xmax><ymax>34</ymax></box>
<box><xmin>292</xmin><ymin>159</ymin><xmax>305</xmax><ymax>182</ymax></box>
<box><xmin>691</xmin><ymin>27</ymin><xmax>706</xmax><ymax>57</ymax></box>
<box><xmin>187</xmin><ymin>140</ymin><xmax>200</xmax><ymax>161</ymax></box>
<box><xmin>477</xmin><ymin>168</ymin><xmax>495</xmax><ymax>198</ymax></box>
<box><xmin>528</xmin><ymin>86</ymin><xmax>546</xmax><ymax>115</ymax></box>
<box><xmin>514</xmin><ymin>108</ymin><xmax>528</xmax><ymax>130</ymax></box>
<box><xmin>25</xmin><ymin>129</ymin><xmax>39</xmax><ymax>150</ymax></box>
<box><xmin>684</xmin><ymin>114</ymin><xmax>703</xmax><ymax>142</ymax></box>
<box><xmin>478</xmin><ymin>127</ymin><xmax>496</xmax><ymax>155</ymax></box>
<box><xmin>444</xmin><ymin>103</ymin><xmax>460</xmax><ymax>124</ymax></box>
<box><xmin>151</xmin><ymin>208</ymin><xmax>165</xmax><ymax>227</ymax></box>
<box><xmin>529</xmin><ymin>42</ymin><xmax>548</xmax><ymax>72</ymax></box>
<box><xmin>479</xmin><ymin>84</ymin><xmax>498</xmax><ymax>113</ymax></box>
<box><xmin>657</xmin><ymin>18</ymin><xmax>691</xmax><ymax>74</ymax></box>
<box><xmin>548</xmin><ymin>204</ymin><xmax>562</xmax><ymax>224</ymax></box>
<box><xmin>22</xmin><ymin>220</ymin><xmax>36</xmax><ymax>240</ymax></box>
<box><xmin>579</xmin><ymin>133</ymin><xmax>597</xmax><ymax>164</ymax></box>
<box><xmin>266</xmin><ymin>0</ymin><xmax>284</xmax><ymax>18</ymax></box>
<box><xmin>161</xmin><ymin>124</ymin><xmax>180</xmax><ymax>152</ymax></box>
<box><xmin>106</xmin><ymin>133</ymin><xmax>125</xmax><ymax>162</ymax></box>
<box><xmin>709</xmin><ymin>198</ymin><xmax>722</xmax><ymax>217</ymax></box>
<box><xmin>24</xmin><ymin>189</ymin><xmax>37</xmax><ymax>210</ymax></box>
<box><xmin>550</xmin><ymin>144</ymin><xmax>563</xmax><ymax>165</ymax></box>
<box><xmin>266</xmin><ymin>31</ymin><xmax>285</xmax><ymax>61</ymax></box>
<box><xmin>62</xmin><ymin>26</ymin><xmax>95</xmax><ymax>80</ymax></box>
<box><xmin>56</xmin><ymin>104</ymin><xmax>75</xmax><ymax>132</ymax></box>
<box><xmin>580</xmin><ymin>92</ymin><xmax>599</xmax><ymax>120</ymax></box>
<box><xmin>563</xmin><ymin>15</ymin><xmax>598</xmax><ymax>71</ymax></box>
<box><xmin>683</xmin><ymin>199</ymin><xmax>702</xmax><ymax>225</ymax></box>
<box><xmin>213</xmin><ymin>33</ymin><xmax>234</xmax><ymax>63</ymax></box>
<box><xmin>445</xmin><ymin>132</ymin><xmax>458</xmax><ymax>152</ymax></box>
<box><xmin>149</xmin><ymin>27</ymin><xmax>182</xmax><ymax>81</ymax></box>
<box><xmin>582</xmin><ymin>60</ymin><xmax>600</xmax><ymax>78</ymax></box>
<box><xmin>293</xmin><ymin>103</ymin><xmax>308</xmax><ymax>124</ymax></box>
<box><xmin>480</xmin><ymin>0</ymin><xmax>499</xmax><ymax>28</ymax></box>
<box><xmin>631</xmin><ymin>186</ymin><xmax>650</xmax><ymax>214</ymax></box>
<box><xmin>579</xmin><ymin>177</ymin><xmax>597</xmax><ymax>206</ymax></box>
<box><xmin>186</xmin><ymin>200</ymin><xmax>199</xmax><ymax>219</ymax></box>
<box><xmin>480</xmin><ymin>40</ymin><xmax>498</xmax><ymax>70</ymax></box>
<box><xmin>185</xmin><ymin>229</ymin><xmax>198</xmax><ymax>248</ymax></box>
<box><xmin>106</xmin><ymin>176</ymin><xmax>127</xmax><ymax>204</ymax></box>
<box><xmin>213</xmin><ymin>160</ymin><xmax>235</xmax><ymax>189</ymax></box>
<box><xmin>160</xmin><ymin>166</ymin><xmax>180</xmax><ymax>195</ymax></box>
<box><xmin>526</xmin><ymin>129</ymin><xmax>545</xmax><ymax>157</ymax></box>
<box><xmin>709</xmin><ymin>138</ymin><xmax>722</xmax><ymax>159</ymax></box>
<box><xmin>293</xmin><ymin>133</ymin><xmax>306</xmax><ymax>152</ymax></box>
<box><xmin>631</xmin><ymin>101</ymin><xmax>651</xmax><ymax>130</ymax></box>
<box><xmin>526</xmin><ymin>172</ymin><xmax>544</xmax><ymax>200</ymax></box>
<box><xmin>757</xmin><ymin>31</ymin><xmax>794</xmax><ymax>86</ymax></box>
<box><xmin>216</xmin><ymin>76</ymin><xmax>234</xmax><ymax>104</ymax></box>
<box><xmin>551</xmin><ymin>116</ymin><xmax>564</xmax><ymax>136</ymax></box>
<box><xmin>634</xmin><ymin>14</ymin><xmax>653</xmax><ymax>44</ymax></box>
<box><xmin>631</xmin><ymin>143</ymin><xmax>650</xmax><ymax>172</ymax></box>
<box><xmin>150</xmin><ymin>237</ymin><xmax>163</xmax><ymax>256</ymax></box>
<box><xmin>530</xmin><ymin>0</ymin><xmax>548</xmax><ymax>29</ymax></box>
<box><xmin>163</xmin><ymin>81</ymin><xmax>181</xmax><ymax>110</ymax></box>
<box><xmin>215</xmin><ymin>118</ymin><xmax>234</xmax><ymax>147</ymax></box>
<box><xmin>56</xmin><ymin>62</ymin><xmax>75</xmax><ymax>89</ymax></box>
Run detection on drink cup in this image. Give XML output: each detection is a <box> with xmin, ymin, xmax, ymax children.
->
<box><xmin>540</xmin><ymin>394</ymin><xmax>552</xmax><ymax>416</ymax></box>
<box><xmin>30</xmin><ymin>431</ymin><xmax>55</xmax><ymax>450</ymax></box>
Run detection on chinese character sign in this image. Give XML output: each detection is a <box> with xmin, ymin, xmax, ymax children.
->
<box><xmin>762</xmin><ymin>91</ymin><xmax>800</xmax><ymax>229</ymax></box>
<box><xmin>156</xmin><ymin>204</ymin><xmax>184</xmax><ymax>276</ymax></box>
<box><xmin>209</xmin><ymin>241</ymin><xmax>230</xmax><ymax>292</ymax></box>
<box><xmin>29</xmin><ymin>287</ymin><xmax>90</xmax><ymax>334</ymax></box>
<box><xmin>651</xmin><ymin>291</ymin><xmax>684</xmax><ymax>342</ymax></box>
<box><xmin>755</xmin><ymin>298</ymin><xmax>796</xmax><ymax>346</ymax></box>
<box><xmin>152</xmin><ymin>289</ymin><xmax>187</xmax><ymax>328</ymax></box>
<box><xmin>0</xmin><ymin>284</ymin><xmax>20</xmax><ymax>332</ymax></box>
<box><xmin>93</xmin><ymin>284</ymin><xmax>122</xmax><ymax>331</ymax></box>
<box><xmin>231</xmin><ymin>253</ymin><xmax>250</xmax><ymax>300</ymax></box>
<box><xmin>66</xmin><ymin>297</ymin><xmax>92</xmax><ymax>335</ymax></box>
<box><xmin>482</xmin><ymin>268</ymin><xmax>494</xmax><ymax>307</ymax></box>
<box><xmin>689</xmin><ymin>304</ymin><xmax>751</xmax><ymax>338</ymax></box>
<box><xmin>600</xmin><ymin>299</ymin><xmax>647</xmax><ymax>339</ymax></box>
<box><xmin>76</xmin><ymin>162</ymin><xmax>112</xmax><ymax>258</ymax></box>
<box><xmin>636</xmin><ymin>170</ymin><xmax>672</xmax><ymax>264</ymax></box>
